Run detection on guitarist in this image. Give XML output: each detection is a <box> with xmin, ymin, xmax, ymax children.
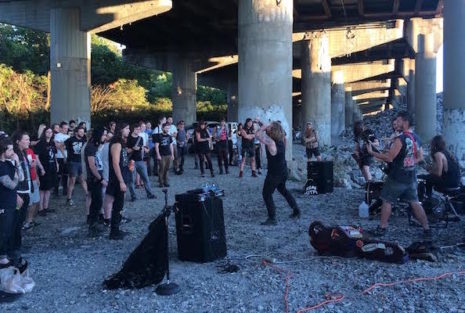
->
<box><xmin>366</xmin><ymin>111</ymin><xmax>431</xmax><ymax>241</ymax></box>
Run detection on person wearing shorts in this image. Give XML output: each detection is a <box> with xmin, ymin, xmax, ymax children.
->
<box><xmin>366</xmin><ymin>111</ymin><xmax>431</xmax><ymax>240</ymax></box>
<box><xmin>239</xmin><ymin>118</ymin><xmax>257</xmax><ymax>177</ymax></box>
<box><xmin>65</xmin><ymin>127</ymin><xmax>87</xmax><ymax>206</ymax></box>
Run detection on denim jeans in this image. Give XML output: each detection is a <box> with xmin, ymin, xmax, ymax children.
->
<box><xmin>262</xmin><ymin>174</ymin><xmax>298</xmax><ymax>219</ymax></box>
<box><xmin>129</xmin><ymin>161</ymin><xmax>154</xmax><ymax>198</ymax></box>
<box><xmin>177</xmin><ymin>145</ymin><xmax>187</xmax><ymax>171</ymax></box>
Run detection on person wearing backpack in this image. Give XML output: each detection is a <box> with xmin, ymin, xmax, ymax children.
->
<box><xmin>366</xmin><ymin>111</ymin><xmax>431</xmax><ymax>240</ymax></box>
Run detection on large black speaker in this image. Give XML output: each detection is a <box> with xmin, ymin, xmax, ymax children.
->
<box><xmin>174</xmin><ymin>190</ymin><xmax>227</xmax><ymax>263</ymax></box>
<box><xmin>306</xmin><ymin>161</ymin><xmax>334</xmax><ymax>194</ymax></box>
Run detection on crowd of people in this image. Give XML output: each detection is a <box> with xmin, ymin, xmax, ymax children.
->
<box><xmin>0</xmin><ymin>114</ymin><xmax>302</xmax><ymax>272</ymax></box>
<box><xmin>0</xmin><ymin>110</ymin><xmax>462</xmax><ymax>272</ymax></box>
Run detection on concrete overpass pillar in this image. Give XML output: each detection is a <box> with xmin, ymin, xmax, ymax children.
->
<box><xmin>331</xmin><ymin>71</ymin><xmax>345</xmax><ymax>141</ymax></box>
<box><xmin>238</xmin><ymin>0</ymin><xmax>293</xmax><ymax>159</ymax></box>
<box><xmin>50</xmin><ymin>8</ymin><xmax>90</xmax><ymax>125</ymax></box>
<box><xmin>345</xmin><ymin>87</ymin><xmax>354</xmax><ymax>129</ymax></box>
<box><xmin>172</xmin><ymin>57</ymin><xmax>197</xmax><ymax>126</ymax></box>
<box><xmin>444</xmin><ymin>0</ymin><xmax>465</xmax><ymax>167</ymax></box>
<box><xmin>227</xmin><ymin>82</ymin><xmax>238</xmax><ymax>122</ymax></box>
<box><xmin>407</xmin><ymin>62</ymin><xmax>415</xmax><ymax>116</ymax></box>
<box><xmin>301</xmin><ymin>32</ymin><xmax>331</xmax><ymax>146</ymax></box>
<box><xmin>414</xmin><ymin>33</ymin><xmax>436</xmax><ymax>142</ymax></box>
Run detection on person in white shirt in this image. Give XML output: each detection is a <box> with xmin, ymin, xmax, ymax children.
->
<box><xmin>54</xmin><ymin>121</ymin><xmax>70</xmax><ymax>196</ymax></box>
<box><xmin>167</xmin><ymin>117</ymin><xmax>178</xmax><ymax>173</ymax></box>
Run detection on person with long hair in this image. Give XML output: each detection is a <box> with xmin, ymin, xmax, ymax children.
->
<box><xmin>255</xmin><ymin>120</ymin><xmax>300</xmax><ymax>225</ymax></box>
<box><xmin>106</xmin><ymin>123</ymin><xmax>131</xmax><ymax>240</ymax></box>
<box><xmin>34</xmin><ymin>127</ymin><xmax>58</xmax><ymax>216</ymax></box>
<box><xmin>11</xmin><ymin>131</ymin><xmax>32</xmax><ymax>254</ymax></box>
<box><xmin>303</xmin><ymin>122</ymin><xmax>321</xmax><ymax>161</ymax></box>
<box><xmin>239</xmin><ymin>118</ymin><xmax>257</xmax><ymax>177</ymax></box>
<box><xmin>84</xmin><ymin>128</ymin><xmax>107</xmax><ymax>236</ymax></box>
<box><xmin>353</xmin><ymin>120</ymin><xmax>379</xmax><ymax>182</ymax></box>
<box><xmin>195</xmin><ymin>121</ymin><xmax>214</xmax><ymax>177</ymax></box>
<box><xmin>214</xmin><ymin>118</ymin><xmax>229</xmax><ymax>174</ymax></box>
<box><xmin>0</xmin><ymin>137</ymin><xmax>24</xmax><ymax>269</ymax></box>
<box><xmin>23</xmin><ymin>143</ymin><xmax>45</xmax><ymax>230</ymax></box>
<box><xmin>423</xmin><ymin>135</ymin><xmax>461</xmax><ymax>197</ymax></box>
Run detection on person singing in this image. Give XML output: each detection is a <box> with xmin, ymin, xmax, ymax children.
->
<box><xmin>255</xmin><ymin>119</ymin><xmax>300</xmax><ymax>225</ymax></box>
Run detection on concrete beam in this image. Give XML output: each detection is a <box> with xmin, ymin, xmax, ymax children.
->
<box><xmin>353</xmin><ymin>90</ymin><xmax>389</xmax><ymax>101</ymax></box>
<box><xmin>0</xmin><ymin>0</ymin><xmax>172</xmax><ymax>33</ymax></box>
<box><xmin>292</xmin><ymin>20</ymin><xmax>404</xmax><ymax>59</ymax></box>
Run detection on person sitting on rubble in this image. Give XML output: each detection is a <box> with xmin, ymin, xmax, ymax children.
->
<box><xmin>421</xmin><ymin>135</ymin><xmax>461</xmax><ymax>198</ymax></box>
<box><xmin>353</xmin><ymin>120</ymin><xmax>379</xmax><ymax>182</ymax></box>
<box><xmin>303</xmin><ymin>122</ymin><xmax>321</xmax><ymax>162</ymax></box>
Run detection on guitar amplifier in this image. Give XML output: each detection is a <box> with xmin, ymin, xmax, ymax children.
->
<box><xmin>174</xmin><ymin>190</ymin><xmax>227</xmax><ymax>263</ymax></box>
<box><xmin>306</xmin><ymin>161</ymin><xmax>334</xmax><ymax>194</ymax></box>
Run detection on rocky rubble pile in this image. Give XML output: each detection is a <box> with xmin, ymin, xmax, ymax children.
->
<box><xmin>292</xmin><ymin>93</ymin><xmax>459</xmax><ymax>189</ymax></box>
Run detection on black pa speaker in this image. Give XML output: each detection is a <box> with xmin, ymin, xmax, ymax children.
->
<box><xmin>174</xmin><ymin>190</ymin><xmax>227</xmax><ymax>263</ymax></box>
<box><xmin>306</xmin><ymin>161</ymin><xmax>334</xmax><ymax>194</ymax></box>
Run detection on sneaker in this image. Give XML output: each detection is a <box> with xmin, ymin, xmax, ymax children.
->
<box><xmin>109</xmin><ymin>230</ymin><xmax>129</xmax><ymax>240</ymax></box>
<box><xmin>147</xmin><ymin>194</ymin><xmax>156</xmax><ymax>199</ymax></box>
<box><xmin>239</xmin><ymin>171</ymin><xmax>243</xmax><ymax>178</ymax></box>
<box><xmin>423</xmin><ymin>229</ymin><xmax>433</xmax><ymax>242</ymax></box>
<box><xmin>159</xmin><ymin>183</ymin><xmax>164</xmax><ymax>188</ymax></box>
<box><xmin>261</xmin><ymin>218</ymin><xmax>277</xmax><ymax>226</ymax></box>
<box><xmin>289</xmin><ymin>209</ymin><xmax>301</xmax><ymax>219</ymax></box>
<box><xmin>252</xmin><ymin>171</ymin><xmax>258</xmax><ymax>177</ymax></box>
<box><xmin>66</xmin><ymin>199</ymin><xmax>74</xmax><ymax>207</ymax></box>
<box><xmin>367</xmin><ymin>226</ymin><xmax>387</xmax><ymax>237</ymax></box>
<box><xmin>201</xmin><ymin>173</ymin><xmax>205</xmax><ymax>178</ymax></box>
<box><xmin>22</xmin><ymin>222</ymin><xmax>33</xmax><ymax>230</ymax></box>
<box><xmin>103</xmin><ymin>219</ymin><xmax>111</xmax><ymax>227</ymax></box>
<box><xmin>211</xmin><ymin>172</ymin><xmax>215</xmax><ymax>178</ymax></box>
<box><xmin>38</xmin><ymin>210</ymin><xmax>47</xmax><ymax>217</ymax></box>
<box><xmin>130</xmin><ymin>196</ymin><xmax>137</xmax><ymax>202</ymax></box>
<box><xmin>121</xmin><ymin>216</ymin><xmax>132</xmax><ymax>224</ymax></box>
<box><xmin>164</xmin><ymin>183</ymin><xmax>170</xmax><ymax>187</ymax></box>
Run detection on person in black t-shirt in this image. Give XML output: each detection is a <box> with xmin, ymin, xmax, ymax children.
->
<box><xmin>127</xmin><ymin>123</ymin><xmax>155</xmax><ymax>201</ymax></box>
<box><xmin>155</xmin><ymin>123</ymin><xmax>174</xmax><ymax>187</ymax></box>
<box><xmin>0</xmin><ymin>138</ymin><xmax>23</xmax><ymax>269</ymax></box>
<box><xmin>256</xmin><ymin>120</ymin><xmax>300</xmax><ymax>226</ymax></box>
<box><xmin>421</xmin><ymin>135</ymin><xmax>461</xmax><ymax>198</ymax></box>
<box><xmin>195</xmin><ymin>121</ymin><xmax>214</xmax><ymax>177</ymax></box>
<box><xmin>85</xmin><ymin>128</ymin><xmax>107</xmax><ymax>236</ymax></box>
<box><xmin>106</xmin><ymin>123</ymin><xmax>131</xmax><ymax>240</ymax></box>
<box><xmin>65</xmin><ymin>126</ymin><xmax>87</xmax><ymax>206</ymax></box>
<box><xmin>353</xmin><ymin>121</ymin><xmax>379</xmax><ymax>182</ymax></box>
<box><xmin>34</xmin><ymin>127</ymin><xmax>58</xmax><ymax>216</ymax></box>
<box><xmin>239</xmin><ymin>118</ymin><xmax>257</xmax><ymax>177</ymax></box>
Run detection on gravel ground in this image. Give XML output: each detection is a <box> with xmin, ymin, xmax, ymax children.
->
<box><xmin>3</xmin><ymin>151</ymin><xmax>465</xmax><ymax>313</ymax></box>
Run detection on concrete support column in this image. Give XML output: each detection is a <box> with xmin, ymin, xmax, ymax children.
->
<box><xmin>238</xmin><ymin>0</ymin><xmax>293</xmax><ymax>159</ymax></box>
<box><xmin>415</xmin><ymin>33</ymin><xmax>436</xmax><ymax>142</ymax></box>
<box><xmin>407</xmin><ymin>62</ymin><xmax>415</xmax><ymax>116</ymax></box>
<box><xmin>331</xmin><ymin>71</ymin><xmax>345</xmax><ymax>141</ymax></box>
<box><xmin>50</xmin><ymin>8</ymin><xmax>90</xmax><ymax>125</ymax></box>
<box><xmin>444</xmin><ymin>0</ymin><xmax>465</xmax><ymax>167</ymax></box>
<box><xmin>227</xmin><ymin>81</ymin><xmax>238</xmax><ymax>122</ymax></box>
<box><xmin>301</xmin><ymin>32</ymin><xmax>331</xmax><ymax>146</ymax></box>
<box><xmin>172</xmin><ymin>57</ymin><xmax>197</xmax><ymax>126</ymax></box>
<box><xmin>345</xmin><ymin>87</ymin><xmax>354</xmax><ymax>129</ymax></box>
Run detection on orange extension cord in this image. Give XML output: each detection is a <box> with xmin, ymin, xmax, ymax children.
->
<box><xmin>262</xmin><ymin>260</ymin><xmax>465</xmax><ymax>313</ymax></box>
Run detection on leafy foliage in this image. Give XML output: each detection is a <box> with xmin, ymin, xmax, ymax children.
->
<box><xmin>0</xmin><ymin>24</ymin><xmax>228</xmax><ymax>133</ymax></box>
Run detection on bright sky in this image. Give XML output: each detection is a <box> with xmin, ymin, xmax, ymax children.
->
<box><xmin>437</xmin><ymin>44</ymin><xmax>443</xmax><ymax>93</ymax></box>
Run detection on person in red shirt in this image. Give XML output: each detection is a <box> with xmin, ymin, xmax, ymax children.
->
<box><xmin>23</xmin><ymin>147</ymin><xmax>45</xmax><ymax>229</ymax></box>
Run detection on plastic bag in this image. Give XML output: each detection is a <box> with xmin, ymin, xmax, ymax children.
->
<box><xmin>0</xmin><ymin>267</ymin><xmax>35</xmax><ymax>294</ymax></box>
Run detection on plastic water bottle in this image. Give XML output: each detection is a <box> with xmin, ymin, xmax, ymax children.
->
<box><xmin>358</xmin><ymin>201</ymin><xmax>369</xmax><ymax>218</ymax></box>
<box><xmin>202</xmin><ymin>183</ymin><xmax>210</xmax><ymax>193</ymax></box>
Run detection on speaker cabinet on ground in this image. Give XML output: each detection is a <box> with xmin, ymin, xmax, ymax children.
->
<box><xmin>307</xmin><ymin>161</ymin><xmax>334</xmax><ymax>194</ymax></box>
<box><xmin>175</xmin><ymin>190</ymin><xmax>227</xmax><ymax>263</ymax></box>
